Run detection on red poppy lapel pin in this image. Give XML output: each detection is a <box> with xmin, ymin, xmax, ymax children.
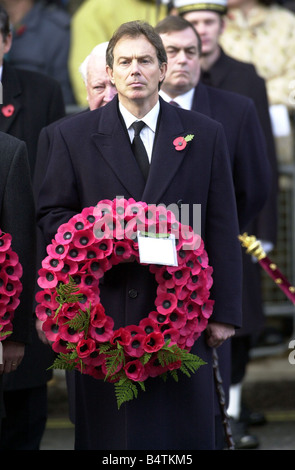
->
<box><xmin>15</xmin><ymin>24</ymin><xmax>27</xmax><ymax>36</ymax></box>
<box><xmin>173</xmin><ymin>134</ymin><xmax>194</xmax><ymax>151</ymax></box>
<box><xmin>1</xmin><ymin>105</ymin><xmax>15</xmax><ymax>118</ymax></box>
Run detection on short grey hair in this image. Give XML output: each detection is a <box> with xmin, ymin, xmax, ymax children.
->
<box><xmin>79</xmin><ymin>41</ymin><xmax>109</xmax><ymax>84</ymax></box>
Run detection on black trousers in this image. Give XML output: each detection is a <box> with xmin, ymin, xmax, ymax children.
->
<box><xmin>0</xmin><ymin>385</ymin><xmax>47</xmax><ymax>450</ymax></box>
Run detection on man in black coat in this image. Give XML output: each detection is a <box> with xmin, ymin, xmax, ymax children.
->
<box><xmin>156</xmin><ymin>13</ymin><xmax>273</xmax><ymax>448</ymax></box>
<box><xmin>36</xmin><ymin>20</ymin><xmax>242</xmax><ymax>450</ymax></box>
<box><xmin>0</xmin><ymin>4</ymin><xmax>65</xmax><ymax>449</ymax></box>
<box><xmin>0</xmin><ymin>132</ymin><xmax>36</xmax><ymax>432</ymax></box>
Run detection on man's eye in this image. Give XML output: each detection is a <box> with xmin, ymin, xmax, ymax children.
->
<box><xmin>166</xmin><ymin>49</ymin><xmax>177</xmax><ymax>57</ymax></box>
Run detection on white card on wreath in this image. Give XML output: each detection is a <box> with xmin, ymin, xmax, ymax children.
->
<box><xmin>137</xmin><ymin>231</ymin><xmax>178</xmax><ymax>266</ymax></box>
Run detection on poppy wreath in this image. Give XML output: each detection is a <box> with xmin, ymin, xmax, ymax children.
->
<box><xmin>0</xmin><ymin>230</ymin><xmax>23</xmax><ymax>341</ymax></box>
<box><xmin>35</xmin><ymin>197</ymin><xmax>214</xmax><ymax>408</ymax></box>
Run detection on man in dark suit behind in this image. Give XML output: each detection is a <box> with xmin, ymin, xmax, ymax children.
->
<box><xmin>174</xmin><ymin>0</ymin><xmax>278</xmax><ymax>448</ymax></box>
<box><xmin>155</xmin><ymin>13</ymin><xmax>273</xmax><ymax>448</ymax></box>
<box><xmin>0</xmin><ymin>132</ymin><xmax>36</xmax><ymax>433</ymax></box>
<box><xmin>0</xmin><ymin>4</ymin><xmax>65</xmax><ymax>449</ymax></box>
<box><xmin>36</xmin><ymin>20</ymin><xmax>242</xmax><ymax>450</ymax></box>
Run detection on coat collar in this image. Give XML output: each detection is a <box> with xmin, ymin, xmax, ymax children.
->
<box><xmin>192</xmin><ymin>82</ymin><xmax>212</xmax><ymax>116</ymax></box>
<box><xmin>201</xmin><ymin>47</ymin><xmax>232</xmax><ymax>88</ymax></box>
<box><xmin>91</xmin><ymin>96</ymin><xmax>193</xmax><ymax>203</ymax></box>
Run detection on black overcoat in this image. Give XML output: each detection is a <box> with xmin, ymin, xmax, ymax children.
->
<box><xmin>37</xmin><ymin>96</ymin><xmax>242</xmax><ymax>450</ymax></box>
<box><xmin>0</xmin><ymin>61</ymin><xmax>65</xmax><ymax>391</ymax></box>
<box><xmin>201</xmin><ymin>49</ymin><xmax>278</xmax><ymax>337</ymax></box>
<box><xmin>0</xmin><ymin>133</ymin><xmax>35</xmax><ymax>419</ymax></box>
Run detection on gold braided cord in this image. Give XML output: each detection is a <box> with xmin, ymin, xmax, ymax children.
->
<box><xmin>238</xmin><ymin>233</ymin><xmax>266</xmax><ymax>261</ymax></box>
<box><xmin>178</xmin><ymin>3</ymin><xmax>227</xmax><ymax>14</ymax></box>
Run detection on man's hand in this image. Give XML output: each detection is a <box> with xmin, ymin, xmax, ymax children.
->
<box><xmin>0</xmin><ymin>340</ymin><xmax>25</xmax><ymax>374</ymax></box>
<box><xmin>205</xmin><ymin>321</ymin><xmax>235</xmax><ymax>348</ymax></box>
<box><xmin>36</xmin><ymin>318</ymin><xmax>51</xmax><ymax>345</ymax></box>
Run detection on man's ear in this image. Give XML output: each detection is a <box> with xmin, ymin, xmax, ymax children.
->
<box><xmin>4</xmin><ymin>32</ymin><xmax>12</xmax><ymax>55</ymax></box>
<box><xmin>106</xmin><ymin>65</ymin><xmax>115</xmax><ymax>85</ymax></box>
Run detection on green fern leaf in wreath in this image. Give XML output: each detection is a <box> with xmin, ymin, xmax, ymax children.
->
<box><xmin>65</xmin><ymin>306</ymin><xmax>91</xmax><ymax>338</ymax></box>
<box><xmin>104</xmin><ymin>344</ymin><xmax>125</xmax><ymax>379</ymax></box>
<box><xmin>54</xmin><ymin>276</ymin><xmax>83</xmax><ymax>317</ymax></box>
<box><xmin>0</xmin><ymin>331</ymin><xmax>12</xmax><ymax>338</ymax></box>
<box><xmin>114</xmin><ymin>377</ymin><xmax>146</xmax><ymax>409</ymax></box>
<box><xmin>49</xmin><ymin>351</ymin><xmax>79</xmax><ymax>371</ymax></box>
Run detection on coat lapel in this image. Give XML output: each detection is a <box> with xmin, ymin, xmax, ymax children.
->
<box><xmin>192</xmin><ymin>82</ymin><xmax>212</xmax><ymax>116</ymax></box>
<box><xmin>142</xmin><ymin>98</ymin><xmax>194</xmax><ymax>204</ymax></box>
<box><xmin>91</xmin><ymin>99</ymin><xmax>146</xmax><ymax>201</ymax></box>
<box><xmin>91</xmin><ymin>98</ymin><xmax>195</xmax><ymax>204</ymax></box>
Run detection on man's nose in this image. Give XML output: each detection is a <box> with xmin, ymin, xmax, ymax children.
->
<box><xmin>130</xmin><ymin>59</ymin><xmax>141</xmax><ymax>74</ymax></box>
<box><xmin>177</xmin><ymin>49</ymin><xmax>188</xmax><ymax>62</ymax></box>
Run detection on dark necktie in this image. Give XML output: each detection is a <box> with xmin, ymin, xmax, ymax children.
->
<box><xmin>132</xmin><ymin>121</ymin><xmax>149</xmax><ymax>180</ymax></box>
<box><xmin>169</xmin><ymin>100</ymin><xmax>180</xmax><ymax>107</ymax></box>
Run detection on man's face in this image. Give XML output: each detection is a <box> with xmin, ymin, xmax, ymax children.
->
<box><xmin>160</xmin><ymin>27</ymin><xmax>201</xmax><ymax>97</ymax></box>
<box><xmin>86</xmin><ymin>57</ymin><xmax>117</xmax><ymax>110</ymax></box>
<box><xmin>182</xmin><ymin>11</ymin><xmax>223</xmax><ymax>57</ymax></box>
<box><xmin>0</xmin><ymin>31</ymin><xmax>12</xmax><ymax>64</ymax></box>
<box><xmin>107</xmin><ymin>34</ymin><xmax>166</xmax><ymax>112</ymax></box>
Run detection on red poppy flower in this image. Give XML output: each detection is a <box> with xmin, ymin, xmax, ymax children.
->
<box><xmin>161</xmin><ymin>327</ymin><xmax>180</xmax><ymax>345</ymax></box>
<box><xmin>42</xmin><ymin>318</ymin><xmax>60</xmax><ymax>342</ymax></box>
<box><xmin>0</xmin><ymin>232</ymin><xmax>12</xmax><ymax>251</ymax></box>
<box><xmin>90</xmin><ymin>303</ymin><xmax>106</xmax><ymax>328</ymax></box>
<box><xmin>111</xmin><ymin>240</ymin><xmax>133</xmax><ymax>263</ymax></box>
<box><xmin>1</xmin><ymin>104</ymin><xmax>15</xmax><ymax>118</ymax></box>
<box><xmin>201</xmin><ymin>299</ymin><xmax>214</xmax><ymax>319</ymax></box>
<box><xmin>124</xmin><ymin>333</ymin><xmax>145</xmax><ymax>357</ymax></box>
<box><xmin>42</xmin><ymin>255</ymin><xmax>64</xmax><ymax>272</ymax></box>
<box><xmin>145</xmin><ymin>355</ymin><xmax>168</xmax><ymax>378</ymax></box>
<box><xmin>89</xmin><ymin>316</ymin><xmax>114</xmax><ymax>342</ymax></box>
<box><xmin>111</xmin><ymin>327</ymin><xmax>131</xmax><ymax>346</ymax></box>
<box><xmin>155</xmin><ymin>292</ymin><xmax>177</xmax><ymax>314</ymax></box>
<box><xmin>148</xmin><ymin>309</ymin><xmax>170</xmax><ymax>325</ymax></box>
<box><xmin>59</xmin><ymin>323</ymin><xmax>84</xmax><ymax>343</ymax></box>
<box><xmin>35</xmin><ymin>304</ymin><xmax>55</xmax><ymax>321</ymax></box>
<box><xmin>72</xmin><ymin>229</ymin><xmax>95</xmax><ymax>248</ymax></box>
<box><xmin>139</xmin><ymin>317</ymin><xmax>159</xmax><ymax>335</ymax></box>
<box><xmin>37</xmin><ymin>268</ymin><xmax>58</xmax><ymax>289</ymax></box>
<box><xmin>124</xmin><ymin>360</ymin><xmax>147</xmax><ymax>381</ymax></box>
<box><xmin>52</xmin><ymin>338</ymin><xmax>69</xmax><ymax>354</ymax></box>
<box><xmin>55</xmin><ymin>223</ymin><xmax>74</xmax><ymax>245</ymax></box>
<box><xmin>143</xmin><ymin>331</ymin><xmax>165</xmax><ymax>353</ymax></box>
<box><xmin>47</xmin><ymin>240</ymin><xmax>69</xmax><ymax>259</ymax></box>
<box><xmin>93</xmin><ymin>199</ymin><xmax>113</xmax><ymax>219</ymax></box>
<box><xmin>76</xmin><ymin>338</ymin><xmax>96</xmax><ymax>358</ymax></box>
<box><xmin>173</xmin><ymin>136</ymin><xmax>187</xmax><ymax>151</ymax></box>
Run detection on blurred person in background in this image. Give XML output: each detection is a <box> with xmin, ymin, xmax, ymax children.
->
<box><xmin>173</xmin><ymin>0</ymin><xmax>278</xmax><ymax>449</ymax></box>
<box><xmin>220</xmin><ymin>0</ymin><xmax>295</xmax><ymax>163</ymax></box>
<box><xmin>0</xmin><ymin>0</ymin><xmax>75</xmax><ymax>105</ymax></box>
<box><xmin>0</xmin><ymin>133</ymin><xmax>36</xmax><ymax>446</ymax></box>
<box><xmin>0</xmin><ymin>4</ymin><xmax>65</xmax><ymax>449</ymax></box>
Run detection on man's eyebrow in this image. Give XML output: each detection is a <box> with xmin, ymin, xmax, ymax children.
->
<box><xmin>166</xmin><ymin>45</ymin><xmax>198</xmax><ymax>51</ymax></box>
<box><xmin>117</xmin><ymin>53</ymin><xmax>154</xmax><ymax>60</ymax></box>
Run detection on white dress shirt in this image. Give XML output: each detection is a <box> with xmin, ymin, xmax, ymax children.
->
<box><xmin>119</xmin><ymin>100</ymin><xmax>160</xmax><ymax>162</ymax></box>
<box><xmin>159</xmin><ymin>89</ymin><xmax>195</xmax><ymax>110</ymax></box>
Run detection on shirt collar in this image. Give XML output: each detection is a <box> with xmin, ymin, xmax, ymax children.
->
<box><xmin>119</xmin><ymin>100</ymin><xmax>160</xmax><ymax>132</ymax></box>
<box><xmin>159</xmin><ymin>88</ymin><xmax>194</xmax><ymax>110</ymax></box>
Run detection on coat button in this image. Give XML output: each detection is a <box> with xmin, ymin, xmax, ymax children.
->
<box><xmin>128</xmin><ymin>288</ymin><xmax>138</xmax><ymax>299</ymax></box>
